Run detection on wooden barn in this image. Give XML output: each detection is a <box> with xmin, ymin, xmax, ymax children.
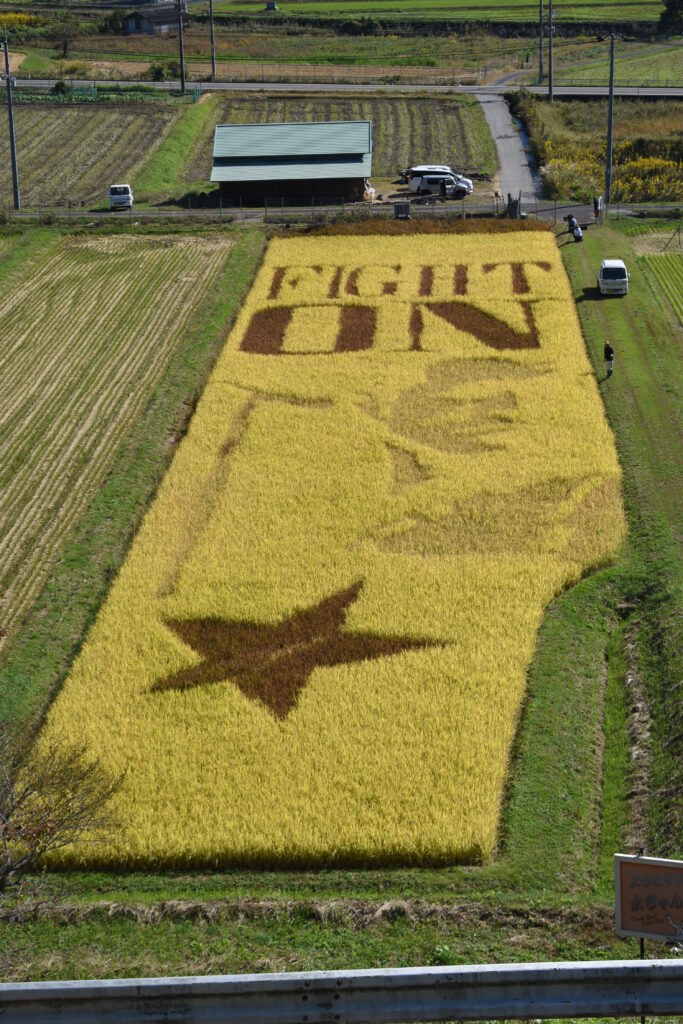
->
<box><xmin>124</xmin><ymin>4</ymin><xmax>189</xmax><ymax>35</ymax></box>
<box><xmin>210</xmin><ymin>121</ymin><xmax>372</xmax><ymax>204</ymax></box>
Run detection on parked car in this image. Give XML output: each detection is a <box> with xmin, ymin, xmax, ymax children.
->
<box><xmin>597</xmin><ymin>259</ymin><xmax>630</xmax><ymax>296</ymax></box>
<box><xmin>109</xmin><ymin>184</ymin><xmax>134</xmax><ymax>210</ymax></box>
<box><xmin>409</xmin><ymin>173</ymin><xmax>474</xmax><ymax>198</ymax></box>
<box><xmin>406</xmin><ymin>165</ymin><xmax>473</xmax><ymax>196</ymax></box>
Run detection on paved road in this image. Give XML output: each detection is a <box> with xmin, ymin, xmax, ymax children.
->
<box><xmin>4</xmin><ymin>79</ymin><xmax>683</xmax><ymax>98</ymax></box>
<box><xmin>476</xmin><ymin>94</ymin><xmax>538</xmax><ymax>200</ymax></box>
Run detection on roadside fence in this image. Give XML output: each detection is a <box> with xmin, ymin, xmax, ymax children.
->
<box><xmin>1</xmin><ymin>195</ymin><xmax>680</xmax><ymax>228</ymax></box>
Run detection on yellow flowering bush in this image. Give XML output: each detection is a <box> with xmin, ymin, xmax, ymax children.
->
<box><xmin>36</xmin><ymin>230</ymin><xmax>625</xmax><ymax>868</ymax></box>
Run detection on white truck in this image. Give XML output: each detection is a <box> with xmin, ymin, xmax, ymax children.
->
<box><xmin>597</xmin><ymin>259</ymin><xmax>630</xmax><ymax>296</ymax></box>
<box><xmin>109</xmin><ymin>184</ymin><xmax>134</xmax><ymax>210</ymax></box>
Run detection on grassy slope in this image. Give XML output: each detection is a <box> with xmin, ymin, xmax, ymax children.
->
<box><xmin>0</xmin><ymin>219</ymin><xmax>680</xmax><ymax>983</ymax></box>
<box><xmin>133</xmin><ymin>98</ymin><xmax>219</xmax><ymax>198</ymax></box>
<box><xmin>559</xmin><ymin>220</ymin><xmax>682</xmax><ymax>857</ymax></box>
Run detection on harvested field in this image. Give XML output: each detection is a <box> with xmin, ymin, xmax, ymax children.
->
<box><xmin>38</xmin><ymin>228</ymin><xmax>625</xmax><ymax>869</ymax></box>
<box><xmin>0</xmin><ymin>233</ymin><xmax>233</xmax><ymax>650</ymax></box>
<box><xmin>643</xmin><ymin>253</ymin><xmax>683</xmax><ymax>325</ymax></box>
<box><xmin>182</xmin><ymin>94</ymin><xmax>497</xmax><ymax>183</ymax></box>
<box><xmin>0</xmin><ymin>104</ymin><xmax>181</xmax><ymax>205</ymax></box>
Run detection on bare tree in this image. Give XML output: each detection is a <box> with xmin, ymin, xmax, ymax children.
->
<box><xmin>0</xmin><ymin>725</ymin><xmax>123</xmax><ymax>893</ymax></box>
<box><xmin>50</xmin><ymin>14</ymin><xmax>79</xmax><ymax>61</ymax></box>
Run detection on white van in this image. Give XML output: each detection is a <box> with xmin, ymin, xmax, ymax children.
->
<box><xmin>408</xmin><ymin>164</ymin><xmax>454</xmax><ymax>181</ymax></box>
<box><xmin>597</xmin><ymin>259</ymin><xmax>630</xmax><ymax>296</ymax></box>
<box><xmin>410</xmin><ymin>173</ymin><xmax>474</xmax><ymax>198</ymax></box>
<box><xmin>109</xmin><ymin>184</ymin><xmax>134</xmax><ymax>210</ymax></box>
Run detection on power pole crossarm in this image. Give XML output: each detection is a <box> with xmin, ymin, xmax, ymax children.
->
<box><xmin>3</xmin><ymin>32</ymin><xmax>20</xmax><ymax>210</ymax></box>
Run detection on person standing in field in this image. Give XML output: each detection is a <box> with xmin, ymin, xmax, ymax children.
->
<box><xmin>604</xmin><ymin>342</ymin><xmax>615</xmax><ymax>378</ymax></box>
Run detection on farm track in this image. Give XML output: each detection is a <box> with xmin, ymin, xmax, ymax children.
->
<box><xmin>0</xmin><ymin>235</ymin><xmax>233</xmax><ymax>650</ymax></box>
<box><xmin>0</xmin><ymin>105</ymin><xmax>180</xmax><ymax>205</ymax></box>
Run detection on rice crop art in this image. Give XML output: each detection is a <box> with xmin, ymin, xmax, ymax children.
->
<box><xmin>38</xmin><ymin>230</ymin><xmax>626</xmax><ymax>868</ymax></box>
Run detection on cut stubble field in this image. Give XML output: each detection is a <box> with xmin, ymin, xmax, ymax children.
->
<box><xmin>0</xmin><ymin>104</ymin><xmax>180</xmax><ymax>206</ymax></box>
<box><xmin>0</xmin><ymin>232</ymin><xmax>234</xmax><ymax>655</ymax></box>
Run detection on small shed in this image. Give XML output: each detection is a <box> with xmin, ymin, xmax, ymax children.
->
<box><xmin>210</xmin><ymin>121</ymin><xmax>372</xmax><ymax>204</ymax></box>
<box><xmin>124</xmin><ymin>4</ymin><xmax>189</xmax><ymax>35</ymax></box>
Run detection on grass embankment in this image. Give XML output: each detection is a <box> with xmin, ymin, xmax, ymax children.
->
<box><xmin>134</xmin><ymin>97</ymin><xmax>218</xmax><ymax>199</ymax></box>
<box><xmin>0</xmin><ymin>220</ymin><xmax>680</xmax><ymax>982</ymax></box>
<box><xmin>0</xmin><ymin>226</ymin><xmax>265</xmax><ymax>730</ymax></box>
<box><xmin>559</xmin><ymin>219</ymin><xmax>682</xmax><ymax>857</ymax></box>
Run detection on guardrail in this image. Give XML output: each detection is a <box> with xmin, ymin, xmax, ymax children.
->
<box><xmin>0</xmin><ymin>959</ymin><xmax>681</xmax><ymax>1024</ymax></box>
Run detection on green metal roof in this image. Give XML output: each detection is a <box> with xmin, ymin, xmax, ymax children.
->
<box><xmin>212</xmin><ymin>121</ymin><xmax>372</xmax><ymax>160</ymax></box>
<box><xmin>211</xmin><ymin>154</ymin><xmax>372</xmax><ymax>183</ymax></box>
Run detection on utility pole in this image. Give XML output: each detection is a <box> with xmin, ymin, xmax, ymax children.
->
<box><xmin>3</xmin><ymin>32</ymin><xmax>20</xmax><ymax>210</ymax></box>
<box><xmin>604</xmin><ymin>33</ymin><xmax>616</xmax><ymax>204</ymax></box>
<box><xmin>538</xmin><ymin>0</ymin><xmax>544</xmax><ymax>83</ymax></box>
<box><xmin>209</xmin><ymin>0</ymin><xmax>216</xmax><ymax>82</ymax></box>
<box><xmin>177</xmin><ymin>0</ymin><xmax>186</xmax><ymax>95</ymax></box>
<box><xmin>548</xmin><ymin>0</ymin><xmax>553</xmax><ymax>101</ymax></box>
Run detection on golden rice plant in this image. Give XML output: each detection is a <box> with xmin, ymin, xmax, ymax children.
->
<box><xmin>35</xmin><ymin>230</ymin><xmax>626</xmax><ymax>868</ymax></box>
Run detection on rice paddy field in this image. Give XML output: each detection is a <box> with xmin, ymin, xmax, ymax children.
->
<box><xmin>0</xmin><ymin>231</ymin><xmax>235</xmax><ymax>656</ymax></box>
<box><xmin>0</xmin><ymin>104</ymin><xmax>180</xmax><ymax>206</ymax></box>
<box><xmin>34</xmin><ymin>225</ymin><xmax>626</xmax><ymax>868</ymax></box>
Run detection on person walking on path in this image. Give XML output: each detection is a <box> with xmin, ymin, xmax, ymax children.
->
<box><xmin>604</xmin><ymin>341</ymin><xmax>615</xmax><ymax>378</ymax></box>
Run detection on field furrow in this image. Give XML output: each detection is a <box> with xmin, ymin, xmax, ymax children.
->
<box><xmin>0</xmin><ymin>105</ymin><xmax>180</xmax><ymax>205</ymax></box>
<box><xmin>643</xmin><ymin>253</ymin><xmax>683</xmax><ymax>325</ymax></box>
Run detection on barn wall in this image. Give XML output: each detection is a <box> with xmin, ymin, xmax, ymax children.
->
<box><xmin>218</xmin><ymin>178</ymin><xmax>365</xmax><ymax>205</ymax></box>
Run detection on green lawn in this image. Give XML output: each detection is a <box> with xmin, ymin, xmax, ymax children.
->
<box><xmin>0</xmin><ymin>216</ymin><xmax>680</xmax><ymax>982</ymax></box>
<box><xmin>207</xmin><ymin>0</ymin><xmax>663</xmax><ymax>23</ymax></box>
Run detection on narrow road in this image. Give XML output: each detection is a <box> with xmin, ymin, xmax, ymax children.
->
<box><xmin>3</xmin><ymin>79</ymin><xmax>683</xmax><ymax>98</ymax></box>
<box><xmin>476</xmin><ymin>94</ymin><xmax>538</xmax><ymax>200</ymax></box>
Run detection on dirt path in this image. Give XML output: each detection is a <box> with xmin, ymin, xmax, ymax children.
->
<box><xmin>8</xmin><ymin>51</ymin><xmax>25</xmax><ymax>73</ymax></box>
